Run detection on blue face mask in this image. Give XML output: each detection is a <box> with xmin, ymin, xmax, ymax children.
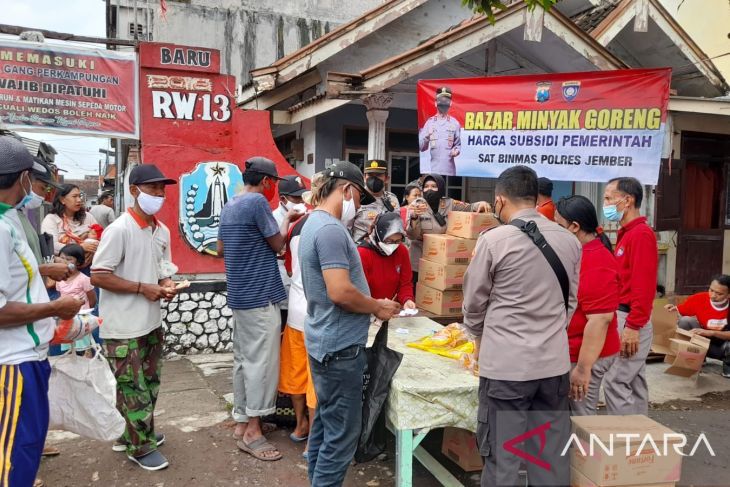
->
<box><xmin>602</xmin><ymin>204</ymin><xmax>624</xmax><ymax>222</ymax></box>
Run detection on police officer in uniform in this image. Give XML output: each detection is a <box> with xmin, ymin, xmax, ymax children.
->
<box><xmin>351</xmin><ymin>159</ymin><xmax>400</xmax><ymax>244</ymax></box>
<box><xmin>406</xmin><ymin>174</ymin><xmax>490</xmax><ymax>281</ymax></box>
<box><xmin>419</xmin><ymin>87</ymin><xmax>461</xmax><ymax>176</ymax></box>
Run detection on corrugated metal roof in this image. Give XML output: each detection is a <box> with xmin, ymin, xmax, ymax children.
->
<box><xmin>19</xmin><ymin>137</ymin><xmax>41</xmax><ymax>157</ymax></box>
<box><xmin>571</xmin><ymin>0</ymin><xmax>622</xmax><ymax>33</ymax></box>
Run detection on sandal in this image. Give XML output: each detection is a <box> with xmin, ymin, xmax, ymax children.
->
<box><xmin>236</xmin><ymin>437</ymin><xmax>282</xmax><ymax>462</ymax></box>
<box><xmin>42</xmin><ymin>446</ymin><xmax>61</xmax><ymax>457</ymax></box>
<box><xmin>33</xmin><ymin>480</ymin><xmax>45</xmax><ymax>487</ymax></box>
<box><xmin>232</xmin><ymin>422</ymin><xmax>277</xmax><ymax>440</ymax></box>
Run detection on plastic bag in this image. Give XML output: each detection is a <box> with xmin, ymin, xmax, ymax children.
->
<box><xmin>407</xmin><ymin>323</ymin><xmax>474</xmax><ymax>358</ymax></box>
<box><xmin>48</xmin><ymin>344</ymin><xmax>126</xmax><ymax>441</ymax></box>
<box><xmin>355</xmin><ymin>322</ymin><xmax>403</xmax><ymax>463</ymax></box>
<box><xmin>51</xmin><ymin>310</ymin><xmax>102</xmax><ymax>345</ymax></box>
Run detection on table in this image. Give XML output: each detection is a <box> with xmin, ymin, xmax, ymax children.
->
<box><xmin>416</xmin><ymin>309</ymin><xmax>464</xmax><ymax>326</ymax></box>
<box><xmin>369</xmin><ymin>316</ymin><xmax>479</xmax><ymax>487</ymax></box>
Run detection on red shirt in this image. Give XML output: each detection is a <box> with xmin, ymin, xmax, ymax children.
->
<box><xmin>677</xmin><ymin>293</ymin><xmax>729</xmax><ymax>330</ymax></box>
<box><xmin>537</xmin><ymin>199</ymin><xmax>556</xmax><ymax>221</ymax></box>
<box><xmin>615</xmin><ymin>217</ymin><xmax>657</xmax><ymax>329</ymax></box>
<box><xmin>568</xmin><ymin>239</ymin><xmax>621</xmax><ymax>363</ymax></box>
<box><xmin>357</xmin><ymin>244</ymin><xmax>414</xmax><ymax>305</ymax></box>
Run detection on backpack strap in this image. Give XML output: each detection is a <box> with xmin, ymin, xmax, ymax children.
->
<box><xmin>510</xmin><ymin>219</ymin><xmax>569</xmax><ymax>312</ymax></box>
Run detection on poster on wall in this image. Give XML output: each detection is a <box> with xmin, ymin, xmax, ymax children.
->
<box><xmin>417</xmin><ymin>68</ymin><xmax>671</xmax><ymax>185</ymax></box>
<box><xmin>0</xmin><ymin>39</ymin><xmax>138</xmax><ymax>137</ymax></box>
<box><xmin>179</xmin><ymin>162</ymin><xmax>244</xmax><ymax>256</ymax></box>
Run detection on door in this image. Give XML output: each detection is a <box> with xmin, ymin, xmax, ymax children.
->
<box><xmin>675</xmin><ymin>160</ymin><xmax>725</xmax><ymax>294</ymax></box>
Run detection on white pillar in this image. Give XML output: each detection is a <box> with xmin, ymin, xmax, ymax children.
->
<box><xmin>363</xmin><ymin>93</ymin><xmax>393</xmax><ymax>161</ymax></box>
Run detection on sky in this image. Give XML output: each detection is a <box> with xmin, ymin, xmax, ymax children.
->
<box><xmin>1</xmin><ymin>0</ymin><xmax>110</xmax><ymax>179</ymax></box>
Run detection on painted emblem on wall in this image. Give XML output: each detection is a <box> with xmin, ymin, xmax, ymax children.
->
<box><xmin>179</xmin><ymin>162</ymin><xmax>243</xmax><ymax>255</ymax></box>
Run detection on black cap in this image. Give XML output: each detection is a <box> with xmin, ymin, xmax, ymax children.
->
<box><xmin>538</xmin><ymin>177</ymin><xmax>553</xmax><ymax>197</ymax></box>
<box><xmin>245</xmin><ymin>156</ymin><xmax>281</xmax><ymax>180</ymax></box>
<box><xmin>129</xmin><ymin>164</ymin><xmax>177</xmax><ymax>185</ymax></box>
<box><xmin>436</xmin><ymin>86</ymin><xmax>452</xmax><ymax>99</ymax></box>
<box><xmin>279</xmin><ymin>175</ymin><xmax>307</xmax><ymax>196</ymax></box>
<box><xmin>0</xmin><ymin>135</ymin><xmax>35</xmax><ymax>175</ymax></box>
<box><xmin>364</xmin><ymin>159</ymin><xmax>388</xmax><ymax>174</ymax></box>
<box><xmin>32</xmin><ymin>157</ymin><xmax>61</xmax><ymax>189</ymax></box>
<box><xmin>325</xmin><ymin>160</ymin><xmax>375</xmax><ymax>205</ymax></box>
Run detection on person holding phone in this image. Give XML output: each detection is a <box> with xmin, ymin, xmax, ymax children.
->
<box><xmin>406</xmin><ymin>174</ymin><xmax>490</xmax><ymax>282</ymax></box>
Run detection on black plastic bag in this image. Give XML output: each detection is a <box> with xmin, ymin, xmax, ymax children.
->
<box><xmin>262</xmin><ymin>392</ymin><xmax>297</xmax><ymax>427</ymax></box>
<box><xmin>355</xmin><ymin>322</ymin><xmax>403</xmax><ymax>463</ymax></box>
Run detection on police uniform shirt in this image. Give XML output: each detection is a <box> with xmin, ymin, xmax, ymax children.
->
<box><xmin>351</xmin><ymin>191</ymin><xmax>400</xmax><ymax>244</ymax></box>
<box><xmin>419</xmin><ymin>115</ymin><xmax>461</xmax><ymax>176</ymax></box>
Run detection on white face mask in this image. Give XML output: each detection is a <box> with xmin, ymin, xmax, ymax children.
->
<box><xmin>284</xmin><ymin>200</ymin><xmax>306</xmax><ymax>214</ymax></box>
<box><xmin>136</xmin><ymin>189</ymin><xmax>165</xmax><ymax>216</ymax></box>
<box><xmin>340</xmin><ymin>186</ymin><xmax>357</xmax><ymax>227</ymax></box>
<box><xmin>16</xmin><ymin>173</ymin><xmax>45</xmax><ymax>210</ymax></box>
<box><xmin>378</xmin><ymin>242</ymin><xmax>399</xmax><ymax>256</ymax></box>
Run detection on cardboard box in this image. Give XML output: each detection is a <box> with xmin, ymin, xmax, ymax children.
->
<box><xmin>570</xmin><ymin>415</ymin><xmax>682</xmax><ymax>487</ymax></box>
<box><xmin>663</xmin><ymin>328</ymin><xmax>710</xmax><ymax>377</ymax></box>
<box><xmin>418</xmin><ymin>259</ymin><xmax>468</xmax><ymax>290</ymax></box>
<box><xmin>416</xmin><ymin>283</ymin><xmax>463</xmax><ymax>316</ymax></box>
<box><xmin>422</xmin><ymin>233</ymin><xmax>476</xmax><ymax>265</ymax></box>
<box><xmin>446</xmin><ymin>211</ymin><xmax>500</xmax><ymax>239</ymax></box>
<box><xmin>441</xmin><ymin>427</ymin><xmax>483</xmax><ymax>472</ymax></box>
<box><xmin>571</xmin><ymin>467</ymin><xmax>674</xmax><ymax>487</ymax></box>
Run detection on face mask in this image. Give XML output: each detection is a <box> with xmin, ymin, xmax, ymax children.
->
<box><xmin>16</xmin><ymin>173</ymin><xmax>44</xmax><ymax>210</ymax></box>
<box><xmin>341</xmin><ymin>186</ymin><xmax>356</xmax><ymax>227</ymax></box>
<box><xmin>493</xmin><ymin>198</ymin><xmax>504</xmax><ymax>224</ymax></box>
<box><xmin>283</xmin><ymin>199</ymin><xmax>297</xmax><ymax>211</ymax></box>
<box><xmin>378</xmin><ymin>242</ymin><xmax>399</xmax><ymax>256</ymax></box>
<box><xmin>602</xmin><ymin>204</ymin><xmax>624</xmax><ymax>222</ymax></box>
<box><xmin>423</xmin><ymin>190</ymin><xmax>441</xmax><ymax>213</ymax></box>
<box><xmin>436</xmin><ymin>102</ymin><xmax>450</xmax><ymax>115</ymax></box>
<box><xmin>136</xmin><ymin>189</ymin><xmax>165</xmax><ymax>216</ymax></box>
<box><xmin>290</xmin><ymin>202</ymin><xmax>307</xmax><ymax>214</ymax></box>
<box><xmin>263</xmin><ymin>179</ymin><xmax>277</xmax><ymax>202</ymax></box>
<box><xmin>366</xmin><ymin>176</ymin><xmax>384</xmax><ymax>194</ymax></box>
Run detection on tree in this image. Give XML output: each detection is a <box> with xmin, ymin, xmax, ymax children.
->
<box><xmin>462</xmin><ymin>0</ymin><xmax>558</xmax><ymax>23</ymax></box>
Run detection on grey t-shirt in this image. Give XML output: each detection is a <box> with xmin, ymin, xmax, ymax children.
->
<box><xmin>300</xmin><ymin>210</ymin><xmax>371</xmax><ymax>362</ymax></box>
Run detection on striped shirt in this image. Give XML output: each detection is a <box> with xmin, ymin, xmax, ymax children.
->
<box><xmin>219</xmin><ymin>192</ymin><xmax>285</xmax><ymax>310</ymax></box>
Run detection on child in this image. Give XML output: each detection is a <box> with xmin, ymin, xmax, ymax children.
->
<box><xmin>56</xmin><ymin>243</ymin><xmax>97</xmax><ymax>352</ymax></box>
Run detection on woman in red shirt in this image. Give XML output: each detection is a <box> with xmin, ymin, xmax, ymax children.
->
<box><xmin>555</xmin><ymin>196</ymin><xmax>621</xmax><ymax>415</ymax></box>
<box><xmin>358</xmin><ymin>212</ymin><xmax>416</xmax><ymax>310</ymax></box>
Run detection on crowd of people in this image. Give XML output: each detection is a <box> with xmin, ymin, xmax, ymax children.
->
<box><xmin>2</xmin><ymin>128</ymin><xmax>730</xmax><ymax>486</ymax></box>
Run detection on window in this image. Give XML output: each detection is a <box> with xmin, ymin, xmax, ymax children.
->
<box><xmin>129</xmin><ymin>23</ymin><xmax>143</xmax><ymax>37</ymax></box>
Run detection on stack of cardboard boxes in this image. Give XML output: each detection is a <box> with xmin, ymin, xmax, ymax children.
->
<box><xmin>570</xmin><ymin>415</ymin><xmax>683</xmax><ymax>487</ymax></box>
<box><xmin>415</xmin><ymin>212</ymin><xmax>500</xmax><ymax>316</ymax></box>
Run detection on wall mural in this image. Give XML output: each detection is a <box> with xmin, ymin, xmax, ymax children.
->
<box><xmin>179</xmin><ymin>161</ymin><xmax>243</xmax><ymax>255</ymax></box>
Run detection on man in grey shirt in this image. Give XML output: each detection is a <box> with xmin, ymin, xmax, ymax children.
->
<box><xmin>299</xmin><ymin>160</ymin><xmax>400</xmax><ymax>486</ymax></box>
<box><xmin>463</xmin><ymin>165</ymin><xmax>581</xmax><ymax>487</ymax></box>
<box><xmin>90</xmin><ymin>191</ymin><xmax>116</xmax><ymax>228</ymax></box>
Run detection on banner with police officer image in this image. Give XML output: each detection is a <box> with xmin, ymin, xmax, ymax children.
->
<box><xmin>417</xmin><ymin>68</ymin><xmax>671</xmax><ymax>184</ymax></box>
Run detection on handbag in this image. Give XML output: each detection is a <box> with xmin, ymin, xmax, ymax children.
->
<box><xmin>48</xmin><ymin>342</ymin><xmax>126</xmax><ymax>441</ymax></box>
<box><xmin>355</xmin><ymin>322</ymin><xmax>403</xmax><ymax>463</ymax></box>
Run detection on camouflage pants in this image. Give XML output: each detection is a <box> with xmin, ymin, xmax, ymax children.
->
<box><xmin>104</xmin><ymin>327</ymin><xmax>163</xmax><ymax>457</ymax></box>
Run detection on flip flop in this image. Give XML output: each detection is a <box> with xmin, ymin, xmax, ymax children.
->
<box><xmin>289</xmin><ymin>433</ymin><xmax>308</xmax><ymax>443</ymax></box>
<box><xmin>237</xmin><ymin>437</ymin><xmax>282</xmax><ymax>462</ymax></box>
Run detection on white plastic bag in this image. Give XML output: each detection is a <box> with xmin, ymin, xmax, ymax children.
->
<box><xmin>48</xmin><ymin>344</ymin><xmax>126</xmax><ymax>441</ymax></box>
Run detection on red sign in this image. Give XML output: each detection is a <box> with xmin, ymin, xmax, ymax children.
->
<box><xmin>139</xmin><ymin>42</ymin><xmax>220</xmax><ymax>73</ymax></box>
<box><xmin>0</xmin><ymin>39</ymin><xmax>138</xmax><ymax>137</ymax></box>
<box><xmin>139</xmin><ymin>42</ymin><xmax>303</xmax><ymax>275</ymax></box>
<box><xmin>417</xmin><ymin>68</ymin><xmax>671</xmax><ymax>184</ymax></box>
